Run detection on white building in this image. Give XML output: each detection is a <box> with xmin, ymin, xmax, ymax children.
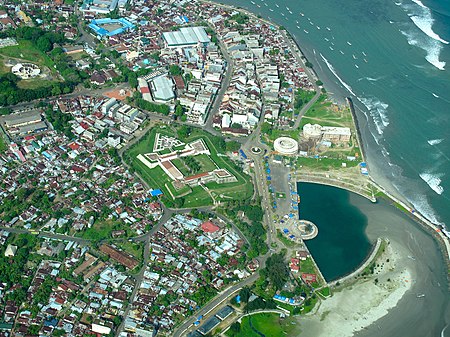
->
<box><xmin>162</xmin><ymin>27</ymin><xmax>211</xmax><ymax>49</ymax></box>
<box><xmin>149</xmin><ymin>75</ymin><xmax>175</xmax><ymax>102</ymax></box>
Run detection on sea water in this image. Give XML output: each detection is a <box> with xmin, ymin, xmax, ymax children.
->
<box><xmin>218</xmin><ymin>0</ymin><xmax>450</xmax><ymax>230</ymax></box>
<box><xmin>296</xmin><ymin>182</ymin><xmax>372</xmax><ymax>281</ymax></box>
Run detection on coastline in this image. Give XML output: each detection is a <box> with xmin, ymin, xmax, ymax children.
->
<box><xmin>200</xmin><ymin>1</ymin><xmax>449</xmax><ymax>334</ymax></box>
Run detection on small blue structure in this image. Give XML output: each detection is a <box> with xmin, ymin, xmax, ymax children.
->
<box><xmin>267</xmin><ymin>176</ymin><xmax>271</xmax><ymax>181</ymax></box>
<box><xmin>235</xmin><ymin>295</ymin><xmax>241</xmax><ymax>304</ymax></box>
<box><xmin>239</xmin><ymin>149</ymin><xmax>247</xmax><ymax>159</ymax></box>
<box><xmin>283</xmin><ymin>228</ymin><xmax>289</xmax><ymax>234</ymax></box>
<box><xmin>150</xmin><ymin>189</ymin><xmax>163</xmax><ymax>197</ymax></box>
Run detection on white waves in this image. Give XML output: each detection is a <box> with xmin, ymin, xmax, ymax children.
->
<box><xmin>356</xmin><ymin>97</ymin><xmax>390</xmax><ymax>135</ymax></box>
<box><xmin>409</xmin><ymin>15</ymin><xmax>449</xmax><ymax>45</ymax></box>
<box><xmin>427</xmin><ymin>138</ymin><xmax>443</xmax><ymax>145</ymax></box>
<box><xmin>357</xmin><ymin>76</ymin><xmax>383</xmax><ymax>82</ymax></box>
<box><xmin>419</xmin><ymin>172</ymin><xmax>444</xmax><ymax>195</ymax></box>
<box><xmin>319</xmin><ymin>53</ymin><xmax>356</xmax><ymax>96</ymax></box>
<box><xmin>399</xmin><ymin>0</ymin><xmax>448</xmax><ymax>70</ymax></box>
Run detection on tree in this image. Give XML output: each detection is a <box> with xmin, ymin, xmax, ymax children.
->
<box><xmin>264</xmin><ymin>252</ymin><xmax>289</xmax><ymax>290</ymax></box>
<box><xmin>169</xmin><ymin>64</ymin><xmax>182</xmax><ymax>76</ymax></box>
<box><xmin>36</xmin><ymin>36</ymin><xmax>52</xmax><ymax>52</ymax></box>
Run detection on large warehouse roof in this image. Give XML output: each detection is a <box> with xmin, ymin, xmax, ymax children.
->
<box><xmin>162</xmin><ymin>27</ymin><xmax>210</xmax><ymax>47</ymax></box>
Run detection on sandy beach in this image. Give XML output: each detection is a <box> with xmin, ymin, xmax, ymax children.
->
<box><xmin>299</xmin><ymin>241</ymin><xmax>412</xmax><ymax>337</ymax></box>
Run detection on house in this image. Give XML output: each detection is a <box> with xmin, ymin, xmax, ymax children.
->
<box><xmin>201</xmin><ymin>221</ymin><xmax>219</xmax><ymax>233</ymax></box>
<box><xmin>90</xmin><ymin>71</ymin><xmax>107</xmax><ymax>85</ymax></box>
<box><xmin>4</xmin><ymin>244</ymin><xmax>17</xmax><ymax>257</ymax></box>
<box><xmin>301</xmin><ymin>273</ymin><xmax>317</xmax><ymax>284</ymax></box>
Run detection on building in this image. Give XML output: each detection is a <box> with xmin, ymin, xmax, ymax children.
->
<box><xmin>322</xmin><ymin>126</ymin><xmax>351</xmax><ymax>143</ymax></box>
<box><xmin>274</xmin><ymin>137</ymin><xmax>299</xmax><ymax>156</ymax></box>
<box><xmin>4</xmin><ymin>244</ymin><xmax>17</xmax><ymax>257</ymax></box>
<box><xmin>149</xmin><ymin>75</ymin><xmax>175</xmax><ymax>102</ymax></box>
<box><xmin>162</xmin><ymin>27</ymin><xmax>211</xmax><ymax>49</ymax></box>
<box><xmin>80</xmin><ymin>0</ymin><xmax>119</xmax><ymax>14</ymax></box>
<box><xmin>3</xmin><ymin>112</ymin><xmax>41</xmax><ymax>129</ymax></box>
<box><xmin>303</xmin><ymin>123</ymin><xmax>351</xmax><ymax>143</ymax></box>
<box><xmin>88</xmin><ymin>18</ymin><xmax>135</xmax><ymax>37</ymax></box>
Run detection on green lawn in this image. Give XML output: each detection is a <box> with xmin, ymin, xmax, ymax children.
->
<box><xmin>226</xmin><ymin>313</ymin><xmax>298</xmax><ymax>337</ymax></box>
<box><xmin>17</xmin><ymin>78</ymin><xmax>58</xmax><ymax>90</ymax></box>
<box><xmin>0</xmin><ymin>40</ymin><xmax>55</xmax><ymax>70</ymax></box>
<box><xmin>126</xmin><ymin>125</ymin><xmax>253</xmax><ymax>208</ymax></box>
<box><xmin>171</xmin><ymin>158</ymin><xmax>191</xmax><ymax>176</ymax></box>
<box><xmin>299</xmin><ymin>94</ymin><xmax>353</xmax><ymax>129</ymax></box>
<box><xmin>297</xmin><ymin>157</ymin><xmax>358</xmax><ymax>171</ymax></box>
<box><xmin>195</xmin><ymin>153</ymin><xmax>218</xmax><ymax>171</ymax></box>
<box><xmin>0</xmin><ymin>135</ymin><xmax>6</xmax><ymax>153</ymax></box>
<box><xmin>115</xmin><ymin>241</ymin><xmax>144</xmax><ymax>261</ymax></box>
<box><xmin>78</xmin><ymin>220</ymin><xmax>116</xmax><ymax>241</ymax></box>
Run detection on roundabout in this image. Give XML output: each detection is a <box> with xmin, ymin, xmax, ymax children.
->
<box><xmin>251</xmin><ymin>146</ymin><xmax>262</xmax><ymax>155</ymax></box>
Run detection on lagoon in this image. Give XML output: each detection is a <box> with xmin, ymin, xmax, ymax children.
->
<box><xmin>297</xmin><ymin>182</ymin><xmax>372</xmax><ymax>281</ymax></box>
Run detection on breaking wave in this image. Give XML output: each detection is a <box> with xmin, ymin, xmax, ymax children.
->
<box><xmin>419</xmin><ymin>172</ymin><xmax>444</xmax><ymax>195</ymax></box>
<box><xmin>399</xmin><ymin>0</ymin><xmax>448</xmax><ymax>70</ymax></box>
<box><xmin>356</xmin><ymin>97</ymin><xmax>390</xmax><ymax>135</ymax></box>
<box><xmin>319</xmin><ymin>53</ymin><xmax>356</xmax><ymax>96</ymax></box>
<box><xmin>427</xmin><ymin>138</ymin><xmax>443</xmax><ymax>145</ymax></box>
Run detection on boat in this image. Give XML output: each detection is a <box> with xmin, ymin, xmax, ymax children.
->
<box><xmin>309</xmin><ymin>21</ymin><xmax>314</xmax><ymax>25</ymax></box>
<box><xmin>331</xmin><ymin>42</ymin><xmax>334</xmax><ymax>45</ymax></box>
<box><xmin>324</xmin><ymin>38</ymin><xmax>329</xmax><ymax>41</ymax></box>
<box><xmin>251</xmin><ymin>1</ymin><xmax>256</xmax><ymax>4</ymax></box>
<box><xmin>329</xmin><ymin>46</ymin><xmax>334</xmax><ymax>50</ymax></box>
<box><xmin>269</xmin><ymin>8</ymin><xmax>274</xmax><ymax>11</ymax></box>
<box><xmin>264</xmin><ymin>3</ymin><xmax>268</xmax><ymax>6</ymax></box>
<box><xmin>281</xmin><ymin>12</ymin><xmax>285</xmax><ymax>16</ymax></box>
<box><xmin>364</xmin><ymin>58</ymin><xmax>368</xmax><ymax>63</ymax></box>
<box><xmin>355</xmin><ymin>64</ymin><xmax>359</xmax><ymax>68</ymax></box>
<box><xmin>417</xmin><ymin>294</ymin><xmax>425</xmax><ymax>298</ymax></box>
<box><xmin>296</xmin><ymin>20</ymin><xmax>299</xmax><ymax>24</ymax></box>
<box><xmin>288</xmin><ymin>10</ymin><xmax>293</xmax><ymax>14</ymax></box>
<box><xmin>257</xmin><ymin>4</ymin><xmax>261</xmax><ymax>7</ymax></box>
<box><xmin>340</xmin><ymin>50</ymin><xmax>344</xmax><ymax>54</ymax></box>
<box><xmin>362</xmin><ymin>51</ymin><xmax>367</xmax><ymax>56</ymax></box>
<box><xmin>352</xmin><ymin>54</ymin><xmax>357</xmax><ymax>60</ymax></box>
<box><xmin>296</xmin><ymin>25</ymin><xmax>300</xmax><ymax>29</ymax></box>
<box><xmin>347</xmin><ymin>41</ymin><xmax>352</xmax><ymax>46</ymax></box>
<box><xmin>304</xmin><ymin>29</ymin><xmax>309</xmax><ymax>34</ymax></box>
<box><xmin>286</xmin><ymin>6</ymin><xmax>290</xmax><ymax>11</ymax></box>
<box><xmin>326</xmin><ymin>27</ymin><xmax>331</xmax><ymax>31</ymax></box>
<box><xmin>275</xmin><ymin>3</ymin><xmax>279</xmax><ymax>7</ymax></box>
<box><xmin>408</xmin><ymin>255</ymin><xmax>416</xmax><ymax>260</ymax></box>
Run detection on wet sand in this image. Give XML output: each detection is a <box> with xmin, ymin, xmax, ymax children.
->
<box><xmin>298</xmin><ymin>196</ymin><xmax>450</xmax><ymax>337</ymax></box>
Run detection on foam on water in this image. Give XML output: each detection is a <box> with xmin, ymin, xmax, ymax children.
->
<box><xmin>357</xmin><ymin>76</ymin><xmax>382</xmax><ymax>82</ymax></box>
<box><xmin>356</xmin><ymin>96</ymin><xmax>390</xmax><ymax>135</ymax></box>
<box><xmin>399</xmin><ymin>0</ymin><xmax>448</xmax><ymax>70</ymax></box>
<box><xmin>427</xmin><ymin>138</ymin><xmax>443</xmax><ymax>145</ymax></box>
<box><xmin>319</xmin><ymin>53</ymin><xmax>356</xmax><ymax>96</ymax></box>
<box><xmin>419</xmin><ymin>172</ymin><xmax>444</xmax><ymax>195</ymax></box>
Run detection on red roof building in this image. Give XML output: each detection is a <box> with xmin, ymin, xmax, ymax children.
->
<box><xmin>201</xmin><ymin>221</ymin><xmax>220</xmax><ymax>233</ymax></box>
<box><xmin>301</xmin><ymin>273</ymin><xmax>317</xmax><ymax>284</ymax></box>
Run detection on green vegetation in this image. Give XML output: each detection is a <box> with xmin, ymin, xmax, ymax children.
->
<box><xmin>261</xmin><ymin>252</ymin><xmax>289</xmax><ymax>290</ymax></box>
<box><xmin>78</xmin><ymin>220</ymin><xmax>116</xmax><ymax>242</ymax></box>
<box><xmin>0</xmin><ymin>135</ymin><xmax>6</xmax><ymax>153</ymax></box>
<box><xmin>294</xmin><ymin>88</ymin><xmax>316</xmax><ymax>112</ymax></box>
<box><xmin>134</xmin><ymin>98</ymin><xmax>170</xmax><ymax>115</ymax></box>
<box><xmin>297</xmin><ymin>156</ymin><xmax>359</xmax><ymax>170</ymax></box>
<box><xmin>316</xmin><ymin>287</ymin><xmax>330</xmax><ymax>297</ymax></box>
<box><xmin>226</xmin><ymin>313</ymin><xmax>298</xmax><ymax>337</ymax></box>
<box><xmin>124</xmin><ymin>126</ymin><xmax>253</xmax><ymax>208</ymax></box>
<box><xmin>299</xmin><ymin>94</ymin><xmax>353</xmax><ymax>129</ymax></box>
<box><xmin>219</xmin><ymin>202</ymin><xmax>268</xmax><ymax>259</ymax></box>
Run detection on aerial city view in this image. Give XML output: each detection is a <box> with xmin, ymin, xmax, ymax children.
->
<box><xmin>0</xmin><ymin>0</ymin><xmax>449</xmax><ymax>336</ymax></box>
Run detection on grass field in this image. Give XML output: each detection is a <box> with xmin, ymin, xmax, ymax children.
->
<box><xmin>115</xmin><ymin>240</ymin><xmax>144</xmax><ymax>261</ymax></box>
<box><xmin>0</xmin><ymin>135</ymin><xmax>6</xmax><ymax>153</ymax></box>
<box><xmin>78</xmin><ymin>220</ymin><xmax>116</xmax><ymax>241</ymax></box>
<box><xmin>0</xmin><ymin>40</ymin><xmax>54</xmax><ymax>70</ymax></box>
<box><xmin>126</xmin><ymin>125</ymin><xmax>253</xmax><ymax>207</ymax></box>
<box><xmin>297</xmin><ymin>157</ymin><xmax>359</xmax><ymax>171</ymax></box>
<box><xmin>17</xmin><ymin>78</ymin><xmax>58</xmax><ymax>90</ymax></box>
<box><xmin>299</xmin><ymin>95</ymin><xmax>354</xmax><ymax>129</ymax></box>
<box><xmin>226</xmin><ymin>313</ymin><xmax>298</xmax><ymax>337</ymax></box>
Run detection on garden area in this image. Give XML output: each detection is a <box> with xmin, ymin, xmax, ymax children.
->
<box><xmin>123</xmin><ymin>125</ymin><xmax>253</xmax><ymax>208</ymax></box>
<box><xmin>226</xmin><ymin>313</ymin><xmax>299</xmax><ymax>337</ymax></box>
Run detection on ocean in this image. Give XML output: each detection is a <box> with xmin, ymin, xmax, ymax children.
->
<box><xmin>216</xmin><ymin>0</ymin><xmax>450</xmax><ymax>230</ymax></box>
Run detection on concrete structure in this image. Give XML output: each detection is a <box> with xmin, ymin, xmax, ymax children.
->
<box><xmin>274</xmin><ymin>137</ymin><xmax>299</xmax><ymax>155</ymax></box>
<box><xmin>11</xmin><ymin>63</ymin><xmax>40</xmax><ymax>79</ymax></box>
<box><xmin>80</xmin><ymin>0</ymin><xmax>119</xmax><ymax>14</ymax></box>
<box><xmin>149</xmin><ymin>75</ymin><xmax>175</xmax><ymax>102</ymax></box>
<box><xmin>303</xmin><ymin>123</ymin><xmax>351</xmax><ymax>143</ymax></box>
<box><xmin>88</xmin><ymin>18</ymin><xmax>135</xmax><ymax>37</ymax></box>
<box><xmin>3</xmin><ymin>112</ymin><xmax>42</xmax><ymax>129</ymax></box>
<box><xmin>162</xmin><ymin>27</ymin><xmax>210</xmax><ymax>49</ymax></box>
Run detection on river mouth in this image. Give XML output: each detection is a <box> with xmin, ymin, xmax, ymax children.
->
<box><xmin>297</xmin><ymin>182</ymin><xmax>372</xmax><ymax>282</ymax></box>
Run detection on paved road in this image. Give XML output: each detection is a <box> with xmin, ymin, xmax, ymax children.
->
<box><xmin>0</xmin><ymin>226</ymin><xmax>92</xmax><ymax>245</ymax></box>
